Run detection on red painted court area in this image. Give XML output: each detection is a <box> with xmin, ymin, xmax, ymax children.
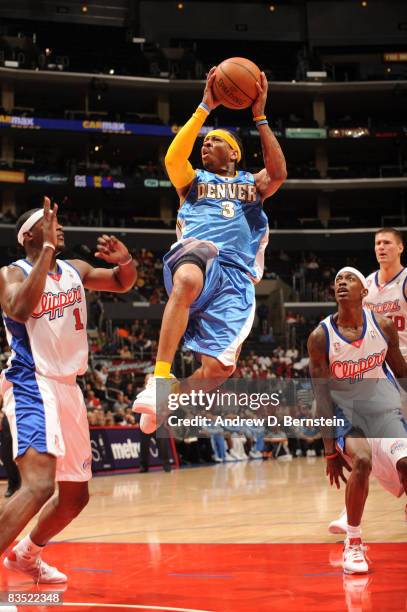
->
<box><xmin>0</xmin><ymin>542</ymin><xmax>406</xmax><ymax>611</ymax></box>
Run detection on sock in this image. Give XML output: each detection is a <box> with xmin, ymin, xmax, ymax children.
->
<box><xmin>154</xmin><ymin>361</ymin><xmax>171</xmax><ymax>378</ymax></box>
<box><xmin>347</xmin><ymin>524</ymin><xmax>362</xmax><ymax>543</ymax></box>
<box><xmin>14</xmin><ymin>535</ymin><xmax>44</xmax><ymax>562</ymax></box>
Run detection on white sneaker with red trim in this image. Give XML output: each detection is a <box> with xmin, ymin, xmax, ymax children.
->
<box><xmin>4</xmin><ymin>550</ymin><xmax>67</xmax><ymax>583</ymax></box>
<box><xmin>343</xmin><ymin>537</ymin><xmax>369</xmax><ymax>574</ymax></box>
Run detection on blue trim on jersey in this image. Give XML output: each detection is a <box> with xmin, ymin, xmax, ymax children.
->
<box><xmin>374</xmin><ymin>267</ymin><xmax>405</xmax><ymax>288</ymax></box>
<box><xmin>330</xmin><ymin>310</ymin><xmax>367</xmax><ymax>346</ymax></box>
<box><xmin>21</xmin><ymin>257</ymin><xmax>62</xmax><ymax>276</ymax></box>
<box><xmin>9</xmin><ymin>262</ymin><xmax>29</xmax><ymax>277</ymax></box>
<box><xmin>320</xmin><ymin>321</ymin><xmax>330</xmax><ymax>355</ymax></box>
<box><xmin>4</xmin><ymin>317</ymin><xmax>47</xmax><ymax>456</ymax></box>
<box><xmin>371</xmin><ymin>311</ymin><xmax>388</xmax><ymax>343</ymax></box>
<box><xmin>402</xmin><ymin>273</ymin><xmax>407</xmax><ymax>303</ymax></box>
<box><xmin>64</xmin><ymin>260</ymin><xmax>83</xmax><ymax>282</ymax></box>
<box><xmin>382</xmin><ymin>362</ymin><xmax>398</xmax><ymax>389</ymax></box>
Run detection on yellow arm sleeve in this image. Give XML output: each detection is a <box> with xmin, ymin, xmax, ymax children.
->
<box><xmin>164</xmin><ymin>105</ymin><xmax>209</xmax><ymax>189</ymax></box>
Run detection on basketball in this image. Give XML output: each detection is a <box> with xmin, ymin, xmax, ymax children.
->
<box><xmin>214</xmin><ymin>57</ymin><xmax>261</xmax><ymax>110</ymax></box>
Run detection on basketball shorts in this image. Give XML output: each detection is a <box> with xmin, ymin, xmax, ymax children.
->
<box><xmin>336</xmin><ymin>432</ymin><xmax>407</xmax><ymax>498</ymax></box>
<box><xmin>0</xmin><ymin>371</ymin><xmax>92</xmax><ymax>482</ymax></box>
<box><xmin>163</xmin><ymin>238</ymin><xmax>256</xmax><ymax>367</ymax></box>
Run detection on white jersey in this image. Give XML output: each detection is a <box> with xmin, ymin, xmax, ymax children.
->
<box><xmin>3</xmin><ymin>258</ymin><xmax>88</xmax><ymax>378</ymax></box>
<box><xmin>364</xmin><ymin>267</ymin><xmax>407</xmax><ymax>359</ymax></box>
<box><xmin>320</xmin><ymin>307</ymin><xmax>400</xmax><ymax>412</ymax></box>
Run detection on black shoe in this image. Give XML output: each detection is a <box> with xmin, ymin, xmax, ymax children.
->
<box><xmin>163</xmin><ymin>464</ymin><xmax>172</xmax><ymax>473</ymax></box>
<box><xmin>139</xmin><ymin>466</ymin><xmax>149</xmax><ymax>473</ymax></box>
<box><xmin>4</xmin><ymin>484</ymin><xmax>20</xmax><ymax>498</ymax></box>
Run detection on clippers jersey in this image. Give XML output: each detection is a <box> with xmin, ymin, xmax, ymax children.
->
<box><xmin>320</xmin><ymin>307</ymin><xmax>400</xmax><ymax>410</ymax></box>
<box><xmin>176</xmin><ymin>169</ymin><xmax>269</xmax><ymax>282</ymax></box>
<box><xmin>3</xmin><ymin>259</ymin><xmax>88</xmax><ymax>379</ymax></box>
<box><xmin>364</xmin><ymin>268</ymin><xmax>407</xmax><ymax>359</ymax></box>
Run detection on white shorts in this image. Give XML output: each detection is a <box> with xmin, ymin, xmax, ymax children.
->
<box><xmin>1</xmin><ymin>372</ymin><xmax>92</xmax><ymax>482</ymax></box>
<box><xmin>369</xmin><ymin>437</ymin><xmax>407</xmax><ymax>497</ymax></box>
<box><xmin>338</xmin><ymin>436</ymin><xmax>407</xmax><ymax>498</ymax></box>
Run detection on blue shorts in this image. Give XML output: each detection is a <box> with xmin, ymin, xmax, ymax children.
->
<box><xmin>163</xmin><ymin>238</ymin><xmax>256</xmax><ymax>367</ymax></box>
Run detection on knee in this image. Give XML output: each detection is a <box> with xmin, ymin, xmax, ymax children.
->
<box><xmin>202</xmin><ymin>361</ymin><xmax>234</xmax><ymax>380</ymax></box>
<box><xmin>396</xmin><ymin>457</ymin><xmax>407</xmax><ymax>480</ymax></box>
<box><xmin>172</xmin><ymin>269</ymin><xmax>202</xmax><ymax>304</ymax></box>
<box><xmin>27</xmin><ymin>480</ymin><xmax>55</xmax><ymax>507</ymax></box>
<box><xmin>58</xmin><ymin>488</ymin><xmax>90</xmax><ymax>519</ymax></box>
<box><xmin>353</xmin><ymin>452</ymin><xmax>372</xmax><ymax>477</ymax></box>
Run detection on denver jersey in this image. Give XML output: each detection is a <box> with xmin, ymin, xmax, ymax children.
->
<box><xmin>364</xmin><ymin>268</ymin><xmax>407</xmax><ymax>359</ymax></box>
<box><xmin>3</xmin><ymin>259</ymin><xmax>88</xmax><ymax>379</ymax></box>
<box><xmin>176</xmin><ymin>169</ymin><xmax>269</xmax><ymax>282</ymax></box>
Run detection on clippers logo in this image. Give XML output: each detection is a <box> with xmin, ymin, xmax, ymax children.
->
<box><xmin>32</xmin><ymin>286</ymin><xmax>82</xmax><ymax>320</ymax></box>
<box><xmin>365</xmin><ymin>299</ymin><xmax>400</xmax><ymax>314</ymax></box>
<box><xmin>331</xmin><ymin>349</ymin><xmax>386</xmax><ymax>381</ymax></box>
<box><xmin>390</xmin><ymin>440</ymin><xmax>407</xmax><ymax>455</ymax></box>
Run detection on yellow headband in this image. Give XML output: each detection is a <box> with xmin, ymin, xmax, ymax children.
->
<box><xmin>204</xmin><ymin>129</ymin><xmax>241</xmax><ymax>162</ymax></box>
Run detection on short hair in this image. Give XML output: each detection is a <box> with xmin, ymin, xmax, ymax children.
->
<box><xmin>375</xmin><ymin>227</ymin><xmax>404</xmax><ymax>246</ymax></box>
<box><xmin>15</xmin><ymin>208</ymin><xmax>42</xmax><ymax>237</ymax></box>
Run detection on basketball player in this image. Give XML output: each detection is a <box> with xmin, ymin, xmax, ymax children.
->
<box><xmin>308</xmin><ymin>267</ymin><xmax>407</xmax><ymax>573</ymax></box>
<box><xmin>0</xmin><ymin>197</ymin><xmax>136</xmax><ymax>582</ymax></box>
<box><xmin>133</xmin><ymin>67</ymin><xmax>287</xmax><ymax>432</ymax></box>
<box><xmin>329</xmin><ymin>228</ymin><xmax>407</xmax><ymax>534</ymax></box>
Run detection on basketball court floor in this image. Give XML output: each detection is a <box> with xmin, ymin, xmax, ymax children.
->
<box><xmin>0</xmin><ymin>458</ymin><xmax>406</xmax><ymax>611</ymax></box>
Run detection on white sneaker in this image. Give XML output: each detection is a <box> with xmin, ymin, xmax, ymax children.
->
<box><xmin>224</xmin><ymin>451</ymin><xmax>236</xmax><ymax>462</ymax></box>
<box><xmin>132</xmin><ymin>375</ymin><xmax>177</xmax><ymax>434</ymax></box>
<box><xmin>277</xmin><ymin>453</ymin><xmax>293</xmax><ymax>462</ymax></box>
<box><xmin>328</xmin><ymin>508</ymin><xmax>347</xmax><ymax>535</ymax></box>
<box><xmin>228</xmin><ymin>448</ymin><xmax>241</xmax><ymax>460</ymax></box>
<box><xmin>249</xmin><ymin>450</ymin><xmax>262</xmax><ymax>459</ymax></box>
<box><xmin>295</xmin><ymin>449</ymin><xmax>302</xmax><ymax>457</ymax></box>
<box><xmin>212</xmin><ymin>455</ymin><xmax>222</xmax><ymax>463</ymax></box>
<box><xmin>4</xmin><ymin>550</ymin><xmax>67</xmax><ymax>583</ymax></box>
<box><xmin>343</xmin><ymin>538</ymin><xmax>369</xmax><ymax>574</ymax></box>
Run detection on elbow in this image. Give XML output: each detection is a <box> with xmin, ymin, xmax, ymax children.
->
<box><xmin>7</xmin><ymin>307</ymin><xmax>29</xmax><ymax>323</ymax></box>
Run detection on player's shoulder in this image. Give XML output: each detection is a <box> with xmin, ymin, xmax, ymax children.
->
<box><xmin>365</xmin><ymin>270</ymin><xmax>377</xmax><ymax>284</ymax></box>
<box><xmin>307</xmin><ymin>321</ymin><xmax>329</xmax><ymax>350</ymax></box>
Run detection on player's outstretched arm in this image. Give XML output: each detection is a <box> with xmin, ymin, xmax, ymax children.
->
<box><xmin>164</xmin><ymin>67</ymin><xmax>220</xmax><ymax>198</ymax></box>
<box><xmin>307</xmin><ymin>326</ymin><xmax>350</xmax><ymax>489</ymax></box>
<box><xmin>70</xmin><ymin>235</ymin><xmax>137</xmax><ymax>293</ymax></box>
<box><xmin>0</xmin><ymin>198</ymin><xmax>58</xmax><ymax>322</ymax></box>
<box><xmin>377</xmin><ymin>314</ymin><xmax>407</xmax><ymax>388</ymax></box>
<box><xmin>252</xmin><ymin>72</ymin><xmax>287</xmax><ymax>202</ymax></box>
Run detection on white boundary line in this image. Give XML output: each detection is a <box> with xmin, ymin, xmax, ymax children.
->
<box><xmin>62</xmin><ymin>604</ymin><xmax>213</xmax><ymax>611</ymax></box>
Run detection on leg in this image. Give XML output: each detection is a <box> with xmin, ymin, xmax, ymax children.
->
<box><xmin>342</xmin><ymin>437</ymin><xmax>371</xmax><ymax>574</ymax></box>
<box><xmin>29</xmin><ymin>481</ymin><xmax>89</xmax><ymax>545</ymax></box>
<box><xmin>0</xmin><ymin>415</ymin><xmax>21</xmax><ymax>496</ymax></box>
<box><xmin>156</xmin><ymin>264</ymin><xmax>204</xmax><ymax>365</ymax></box>
<box><xmin>0</xmin><ymin>448</ymin><xmax>55</xmax><ymax>554</ymax></box>
<box><xmin>396</xmin><ymin>456</ymin><xmax>407</xmax><ymax>494</ymax></box>
<box><xmin>344</xmin><ymin>437</ymin><xmax>372</xmax><ymax>528</ymax></box>
<box><xmin>139</xmin><ymin>430</ymin><xmax>152</xmax><ymax>471</ymax></box>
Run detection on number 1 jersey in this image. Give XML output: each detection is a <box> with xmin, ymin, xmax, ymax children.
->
<box><xmin>3</xmin><ymin>259</ymin><xmax>88</xmax><ymax>378</ymax></box>
<box><xmin>176</xmin><ymin>169</ymin><xmax>269</xmax><ymax>282</ymax></box>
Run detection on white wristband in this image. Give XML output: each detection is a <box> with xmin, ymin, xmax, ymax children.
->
<box><xmin>43</xmin><ymin>241</ymin><xmax>56</xmax><ymax>252</ymax></box>
<box><xmin>118</xmin><ymin>255</ymin><xmax>133</xmax><ymax>266</ymax></box>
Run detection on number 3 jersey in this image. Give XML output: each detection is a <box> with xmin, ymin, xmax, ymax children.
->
<box><xmin>364</xmin><ymin>268</ymin><xmax>407</xmax><ymax>359</ymax></box>
<box><xmin>2</xmin><ymin>258</ymin><xmax>88</xmax><ymax>379</ymax></box>
<box><xmin>176</xmin><ymin>169</ymin><xmax>269</xmax><ymax>282</ymax></box>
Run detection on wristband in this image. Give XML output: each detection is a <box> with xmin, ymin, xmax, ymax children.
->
<box><xmin>256</xmin><ymin>119</ymin><xmax>268</xmax><ymax>127</ymax></box>
<box><xmin>325</xmin><ymin>452</ymin><xmax>338</xmax><ymax>460</ymax></box>
<box><xmin>199</xmin><ymin>102</ymin><xmax>210</xmax><ymax>113</ymax></box>
<box><xmin>43</xmin><ymin>241</ymin><xmax>56</xmax><ymax>252</ymax></box>
<box><xmin>118</xmin><ymin>255</ymin><xmax>133</xmax><ymax>266</ymax></box>
<box><xmin>253</xmin><ymin>115</ymin><xmax>266</xmax><ymax>122</ymax></box>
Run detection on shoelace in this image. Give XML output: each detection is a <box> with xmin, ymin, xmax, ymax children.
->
<box><xmin>346</xmin><ymin>544</ymin><xmax>367</xmax><ymax>564</ymax></box>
